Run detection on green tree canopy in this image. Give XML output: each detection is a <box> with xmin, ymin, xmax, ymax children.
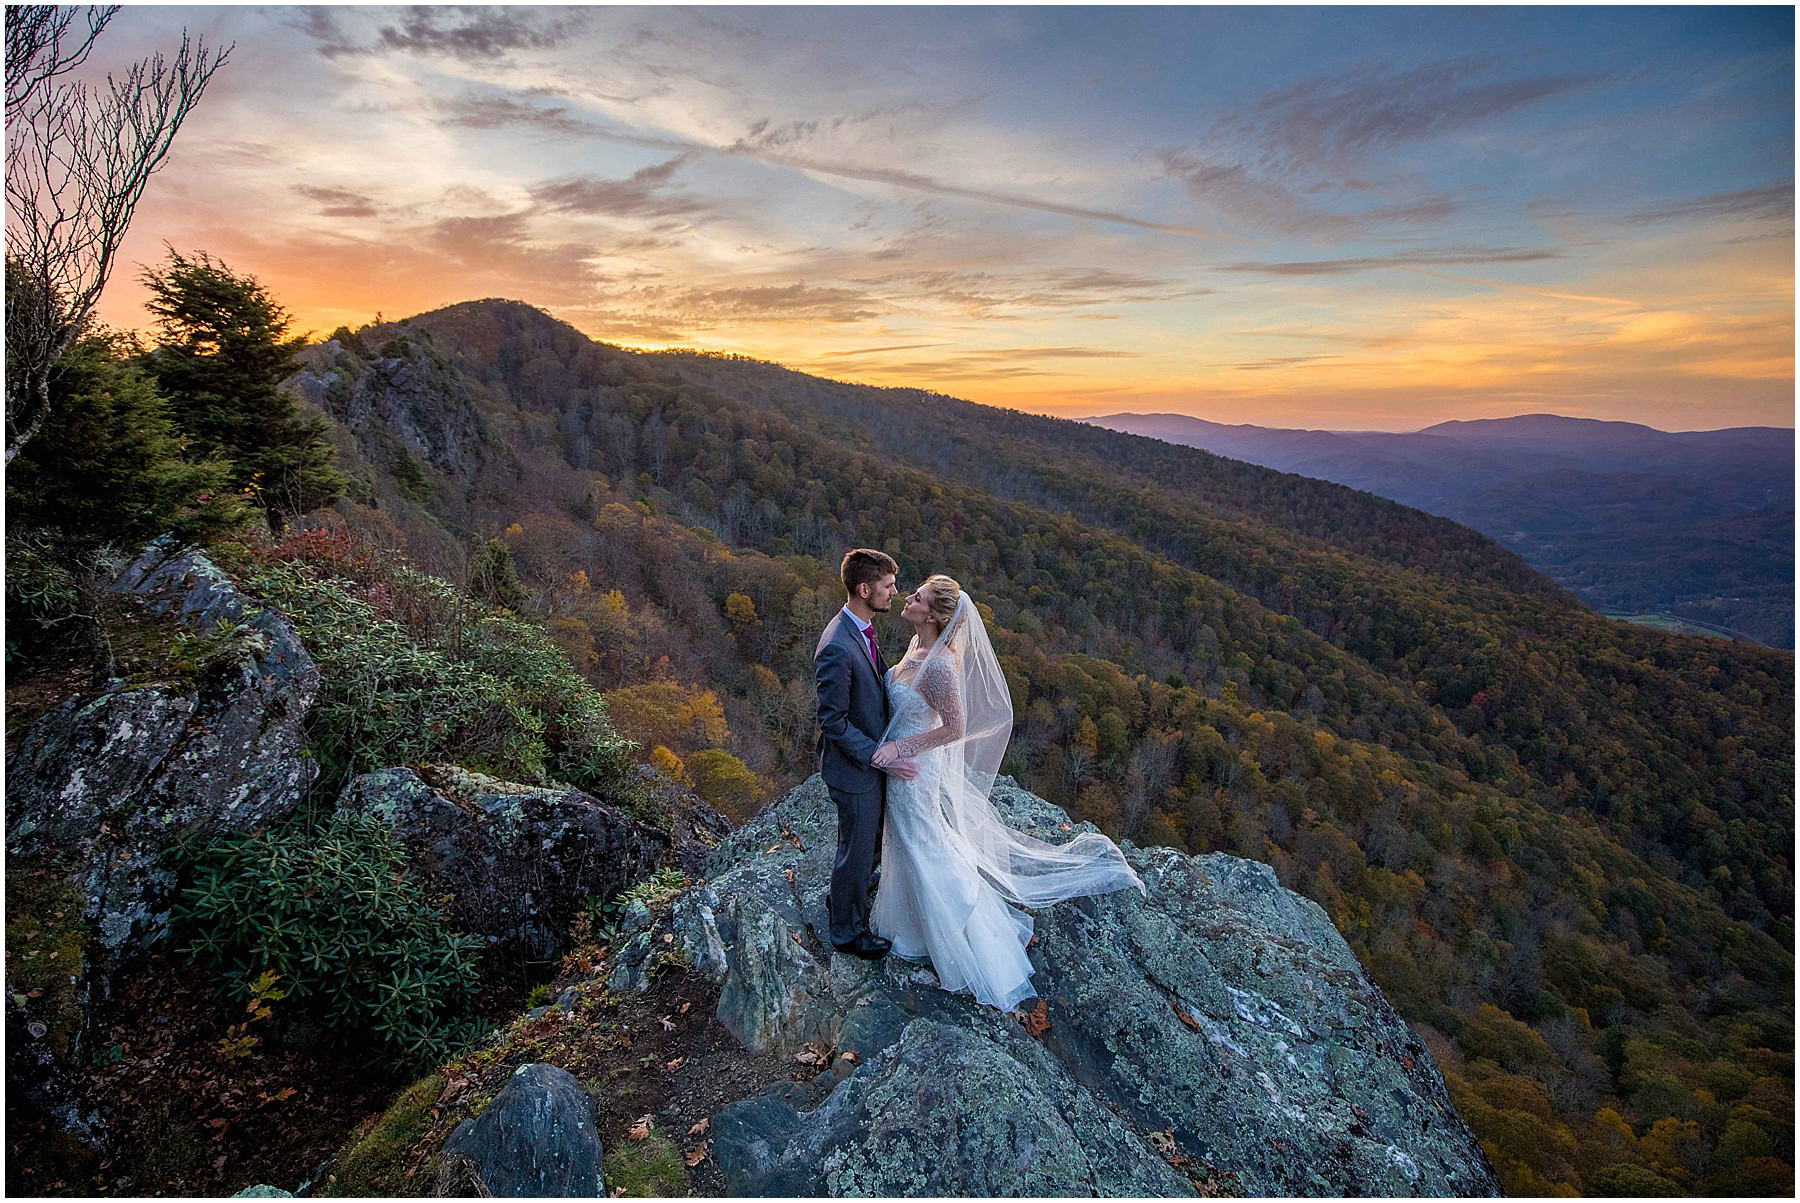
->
<box><xmin>138</xmin><ymin>248</ymin><xmax>345</xmax><ymax>533</ymax></box>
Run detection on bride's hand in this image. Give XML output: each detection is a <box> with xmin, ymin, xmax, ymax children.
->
<box><xmin>872</xmin><ymin>742</ymin><xmax>899</xmax><ymax>767</ymax></box>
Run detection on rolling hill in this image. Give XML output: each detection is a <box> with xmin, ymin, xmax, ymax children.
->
<box><xmin>1081</xmin><ymin>411</ymin><xmax>1795</xmax><ymax>648</ymax></box>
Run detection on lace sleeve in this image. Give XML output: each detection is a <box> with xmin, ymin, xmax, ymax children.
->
<box><xmin>896</xmin><ymin>657</ymin><xmax>965</xmax><ymax>757</ymax></box>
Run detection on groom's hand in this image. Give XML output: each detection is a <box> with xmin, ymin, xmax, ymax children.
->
<box><xmin>886</xmin><ymin>759</ymin><xmax>920</xmax><ymax>781</ymax></box>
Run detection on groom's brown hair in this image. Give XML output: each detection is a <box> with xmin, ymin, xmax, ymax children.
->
<box><xmin>841</xmin><ymin>548</ymin><xmax>898</xmax><ymax>597</ymax></box>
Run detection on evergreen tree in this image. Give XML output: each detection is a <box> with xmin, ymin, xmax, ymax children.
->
<box><xmin>6</xmin><ymin>332</ymin><xmax>245</xmax><ymax>547</ymax></box>
<box><xmin>469</xmin><ymin>537</ymin><xmax>531</xmax><ymax>613</ymax></box>
<box><xmin>138</xmin><ymin>249</ymin><xmax>346</xmax><ymax>534</ymax></box>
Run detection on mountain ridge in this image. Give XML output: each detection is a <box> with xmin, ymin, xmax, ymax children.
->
<box><xmin>1082</xmin><ymin>409</ymin><xmax>1793</xmax><ymax>646</ymax></box>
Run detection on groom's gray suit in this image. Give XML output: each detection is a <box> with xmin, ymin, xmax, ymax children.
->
<box><xmin>816</xmin><ymin>608</ymin><xmax>891</xmax><ymax>946</ymax></box>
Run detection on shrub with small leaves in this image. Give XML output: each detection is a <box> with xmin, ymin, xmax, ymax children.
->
<box><xmin>231</xmin><ymin>554</ymin><xmax>636</xmax><ymax>806</ymax></box>
<box><xmin>171</xmin><ymin>812</ymin><xmax>491</xmax><ymax>1071</ymax></box>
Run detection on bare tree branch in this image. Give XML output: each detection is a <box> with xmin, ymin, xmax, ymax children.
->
<box><xmin>6</xmin><ymin>4</ymin><xmax>118</xmax><ymax>123</ymax></box>
<box><xmin>5</xmin><ymin>5</ymin><xmax>230</xmax><ymax>463</ymax></box>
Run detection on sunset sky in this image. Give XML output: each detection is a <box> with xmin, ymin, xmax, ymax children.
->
<box><xmin>82</xmin><ymin>5</ymin><xmax>1794</xmax><ymax>431</ymax></box>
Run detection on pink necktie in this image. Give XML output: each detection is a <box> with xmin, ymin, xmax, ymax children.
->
<box><xmin>864</xmin><ymin>626</ymin><xmax>880</xmax><ymax>668</ymax></box>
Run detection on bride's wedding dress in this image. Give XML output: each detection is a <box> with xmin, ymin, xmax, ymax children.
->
<box><xmin>872</xmin><ymin>664</ymin><xmax>1039</xmax><ymax>1009</ymax></box>
<box><xmin>868</xmin><ymin>595</ymin><xmax>1143</xmax><ymax>1011</ymax></box>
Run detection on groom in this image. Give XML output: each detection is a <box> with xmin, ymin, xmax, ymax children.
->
<box><xmin>816</xmin><ymin>548</ymin><xmax>916</xmax><ymax>959</ymax></box>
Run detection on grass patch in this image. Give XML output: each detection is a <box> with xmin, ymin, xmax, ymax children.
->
<box><xmin>602</xmin><ymin>1128</ymin><xmax>690</xmax><ymax>1197</ymax></box>
<box><xmin>322</xmin><ymin>1072</ymin><xmax>443</xmax><ymax>1197</ymax></box>
<box><xmin>5</xmin><ymin>857</ymin><xmax>90</xmax><ymax>1061</ymax></box>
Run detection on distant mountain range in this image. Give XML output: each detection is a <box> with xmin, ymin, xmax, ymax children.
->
<box><xmin>1080</xmin><ymin>412</ymin><xmax>1794</xmax><ymax>647</ymax></box>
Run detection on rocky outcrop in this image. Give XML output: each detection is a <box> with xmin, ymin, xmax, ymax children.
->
<box><xmin>291</xmin><ymin>337</ymin><xmax>495</xmax><ymax>482</ymax></box>
<box><xmin>7</xmin><ymin>535</ymin><xmax>319</xmax><ymax>985</ymax></box>
<box><xmin>630</xmin><ymin>762</ymin><xmax>734</xmax><ymax>875</ymax></box>
<box><xmin>6</xmin><ymin>536</ymin><xmax>320</xmax><ymax>1159</ymax></box>
<box><xmin>439</xmin><ymin>1062</ymin><xmax>605</xmax><ymax>1197</ymax></box>
<box><xmin>334</xmin><ymin>765</ymin><xmax>672</xmax><ymax>961</ymax></box>
<box><xmin>619</xmin><ymin>776</ymin><xmax>1501</xmax><ymax>1197</ymax></box>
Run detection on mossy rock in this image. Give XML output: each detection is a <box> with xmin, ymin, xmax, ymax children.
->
<box><xmin>6</xmin><ymin>856</ymin><xmax>90</xmax><ymax>1061</ymax></box>
<box><xmin>602</xmin><ymin>1129</ymin><xmax>690</xmax><ymax>1197</ymax></box>
<box><xmin>323</xmin><ymin>1073</ymin><xmax>443</xmax><ymax>1197</ymax></box>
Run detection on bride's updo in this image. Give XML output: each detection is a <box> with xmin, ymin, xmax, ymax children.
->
<box><xmin>920</xmin><ymin>573</ymin><xmax>962</xmax><ymax>630</ymax></box>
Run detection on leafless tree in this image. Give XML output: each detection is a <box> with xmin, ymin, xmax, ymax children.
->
<box><xmin>5</xmin><ymin>4</ymin><xmax>230</xmax><ymax>463</ymax></box>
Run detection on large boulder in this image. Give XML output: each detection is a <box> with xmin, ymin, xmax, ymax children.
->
<box><xmin>334</xmin><ymin>765</ymin><xmax>673</xmax><ymax>960</ymax></box>
<box><xmin>7</xmin><ymin>535</ymin><xmax>319</xmax><ymax>987</ymax></box>
<box><xmin>439</xmin><ymin>1062</ymin><xmax>604</xmax><ymax>1197</ymax></box>
<box><xmin>6</xmin><ymin>535</ymin><xmax>320</xmax><ymax>1159</ymax></box>
<box><xmin>627</xmin><ymin>776</ymin><xmax>1500</xmax><ymax>1197</ymax></box>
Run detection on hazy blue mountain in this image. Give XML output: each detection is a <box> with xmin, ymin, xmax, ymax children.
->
<box><xmin>1082</xmin><ymin>412</ymin><xmax>1794</xmax><ymax>647</ymax></box>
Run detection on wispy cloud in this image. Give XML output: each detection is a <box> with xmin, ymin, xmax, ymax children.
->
<box><xmin>1623</xmin><ymin>183</ymin><xmax>1793</xmax><ymax>224</ymax></box>
<box><xmin>1221</xmin><ymin>246</ymin><xmax>1560</xmax><ymax>276</ymax></box>
<box><xmin>437</xmin><ymin>91</ymin><xmax>1247</xmax><ymax>242</ymax></box>
<box><xmin>1224</xmin><ymin>57</ymin><xmax>1601</xmax><ymax>173</ymax></box>
<box><xmin>528</xmin><ymin>156</ymin><xmax>710</xmax><ymax>219</ymax></box>
<box><xmin>294</xmin><ymin>184</ymin><xmax>380</xmax><ymax>219</ymax></box>
<box><xmin>300</xmin><ymin>6</ymin><xmax>587</xmax><ymax>62</ymax></box>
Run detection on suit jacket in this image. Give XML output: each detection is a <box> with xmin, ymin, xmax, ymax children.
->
<box><xmin>815</xmin><ymin>609</ymin><xmax>891</xmax><ymax>793</ymax></box>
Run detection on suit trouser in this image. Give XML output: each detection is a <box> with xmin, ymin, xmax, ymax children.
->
<box><xmin>827</xmin><ymin>777</ymin><xmax>886</xmax><ymax>945</ymax></box>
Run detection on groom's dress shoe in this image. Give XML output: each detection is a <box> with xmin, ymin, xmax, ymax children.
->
<box><xmin>834</xmin><ymin>933</ymin><xmax>891</xmax><ymax>960</ymax></box>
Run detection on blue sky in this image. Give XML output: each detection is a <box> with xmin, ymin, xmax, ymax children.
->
<box><xmin>89</xmin><ymin>4</ymin><xmax>1794</xmax><ymax>429</ymax></box>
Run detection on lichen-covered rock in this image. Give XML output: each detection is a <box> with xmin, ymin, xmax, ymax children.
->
<box><xmin>440</xmin><ymin>1062</ymin><xmax>604</xmax><ymax>1197</ymax></box>
<box><xmin>335</xmin><ymin>765</ymin><xmax>670</xmax><ymax>960</ymax></box>
<box><xmin>643</xmin><ymin>776</ymin><xmax>1501</xmax><ymax>1197</ymax></box>
<box><xmin>630</xmin><ymin>763</ymin><xmax>733</xmax><ymax>874</ymax></box>
<box><xmin>714</xmin><ymin>1016</ymin><xmax>1193</xmax><ymax>1197</ymax></box>
<box><xmin>6</xmin><ymin>536</ymin><xmax>320</xmax><ymax>984</ymax></box>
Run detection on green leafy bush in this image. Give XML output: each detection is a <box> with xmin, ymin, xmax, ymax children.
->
<box><xmin>171</xmin><ymin>812</ymin><xmax>490</xmax><ymax>1070</ymax></box>
<box><xmin>233</xmin><ymin>555</ymin><xmax>634</xmax><ymax>804</ymax></box>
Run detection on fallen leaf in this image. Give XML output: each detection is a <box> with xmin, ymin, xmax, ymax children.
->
<box><xmin>688</xmin><ymin>1117</ymin><xmax>710</xmax><ymax>1137</ymax></box>
<box><xmin>679</xmin><ymin>1001</ymin><xmax>692</xmax><ymax>1015</ymax></box>
<box><xmin>790</xmin><ymin>931</ymin><xmax>805</xmax><ymax>947</ymax></box>
<box><xmin>662</xmin><ymin>933</ymin><xmax>674</xmax><ymax>944</ymax></box>
<box><xmin>626</xmin><ymin>1117</ymin><xmax>652</xmax><ymax>1142</ymax></box>
<box><xmin>765</xmin><ymin>843</ymin><xmax>781</xmax><ymax>855</ymax></box>
<box><xmin>784</xmin><ymin>868</ymin><xmax>795</xmax><ymax>884</ymax></box>
<box><xmin>609</xmin><ymin>1188</ymin><xmax>625</xmax><ymax>1198</ymax></box>
<box><xmin>839</xmin><ymin>1050</ymin><xmax>859</xmax><ymax>1064</ymax></box>
<box><xmin>660</xmin><ymin>1015</ymin><xmax>675</xmax><ymax>1032</ymax></box>
<box><xmin>794</xmin><ymin>1050</ymin><xmax>820</xmax><ymax>1065</ymax></box>
<box><xmin>1020</xmin><ymin>999</ymin><xmax>1050</xmax><ymax>1038</ymax></box>
<box><xmin>1172</xmin><ymin>1003</ymin><xmax>1202</xmax><ymax>1032</ymax></box>
<box><xmin>684</xmin><ymin>1140</ymin><xmax>710</xmax><ymax>1167</ymax></box>
<box><xmin>664</xmin><ymin>1057</ymin><xmax>686</xmax><ymax>1072</ymax></box>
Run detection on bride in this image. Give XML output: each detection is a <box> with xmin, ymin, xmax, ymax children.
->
<box><xmin>869</xmin><ymin>574</ymin><xmax>1145</xmax><ymax>1012</ymax></box>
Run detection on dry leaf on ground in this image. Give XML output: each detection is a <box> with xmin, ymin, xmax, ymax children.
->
<box><xmin>1019</xmin><ymin>998</ymin><xmax>1050</xmax><ymax>1037</ymax></box>
<box><xmin>684</xmin><ymin>1140</ymin><xmax>710</xmax><ymax>1167</ymax></box>
<box><xmin>1172</xmin><ymin>1003</ymin><xmax>1202</xmax><ymax>1032</ymax></box>
<box><xmin>626</xmin><ymin>1117</ymin><xmax>652</xmax><ymax>1142</ymax></box>
<box><xmin>688</xmin><ymin>1117</ymin><xmax>710</xmax><ymax>1137</ymax></box>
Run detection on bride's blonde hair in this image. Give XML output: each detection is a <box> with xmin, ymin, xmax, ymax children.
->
<box><xmin>920</xmin><ymin>574</ymin><xmax>961</xmax><ymax>630</ymax></box>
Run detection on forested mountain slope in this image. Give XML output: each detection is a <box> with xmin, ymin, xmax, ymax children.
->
<box><xmin>289</xmin><ymin>298</ymin><xmax>1792</xmax><ymax>1196</ymax></box>
<box><xmin>1083</xmin><ymin>411</ymin><xmax>1795</xmax><ymax>648</ymax></box>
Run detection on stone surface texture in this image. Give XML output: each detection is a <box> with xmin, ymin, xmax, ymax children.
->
<box><xmin>626</xmin><ymin>775</ymin><xmax>1502</xmax><ymax>1198</ymax></box>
